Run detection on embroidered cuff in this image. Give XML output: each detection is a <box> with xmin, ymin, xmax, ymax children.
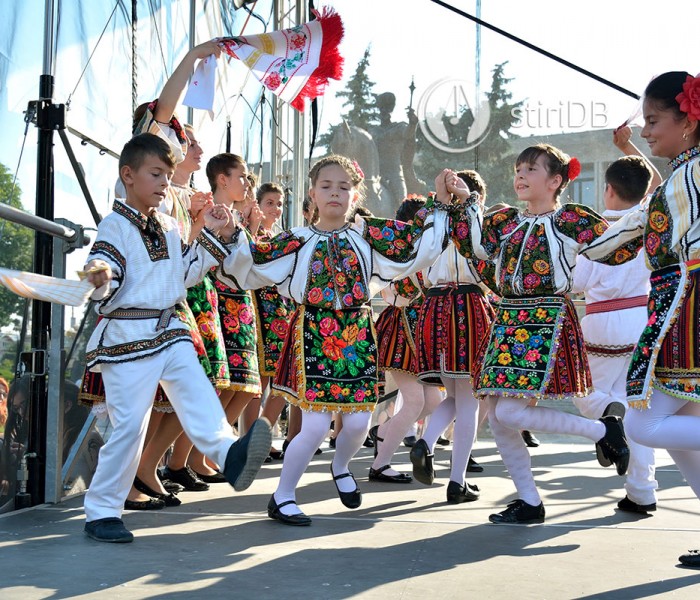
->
<box><xmin>199</xmin><ymin>228</ymin><xmax>231</xmax><ymax>262</ymax></box>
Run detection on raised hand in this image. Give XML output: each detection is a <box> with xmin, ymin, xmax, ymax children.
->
<box><xmin>203</xmin><ymin>203</ymin><xmax>230</xmax><ymax>234</ymax></box>
<box><xmin>434</xmin><ymin>168</ymin><xmax>453</xmax><ymax>204</ymax></box>
<box><xmin>446</xmin><ymin>172</ymin><xmax>471</xmax><ymax>202</ymax></box>
<box><xmin>83</xmin><ymin>260</ymin><xmax>112</xmax><ymax>288</ymax></box>
<box><xmin>189</xmin><ymin>191</ymin><xmax>213</xmax><ymax>219</ymax></box>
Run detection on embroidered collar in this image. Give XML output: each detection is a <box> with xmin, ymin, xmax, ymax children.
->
<box><xmin>669</xmin><ymin>146</ymin><xmax>700</xmax><ymax>171</ymax></box>
<box><xmin>310</xmin><ymin>223</ymin><xmax>351</xmax><ymax>236</ymax></box>
<box><xmin>522</xmin><ymin>204</ymin><xmax>560</xmax><ymax>219</ymax></box>
<box><xmin>113</xmin><ymin>200</ymin><xmax>154</xmax><ymax>230</ymax></box>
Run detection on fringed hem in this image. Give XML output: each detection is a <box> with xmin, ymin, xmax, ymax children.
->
<box><xmin>478</xmin><ymin>386</ymin><xmax>594</xmax><ymax>402</ymax></box>
<box><xmin>271</xmin><ymin>386</ymin><xmax>376</xmax><ymax>414</ymax></box>
<box><xmin>290</xmin><ymin>8</ymin><xmax>344</xmax><ymax>111</ymax></box>
<box><xmin>224</xmin><ymin>382</ymin><xmax>262</xmax><ymax>395</ymax></box>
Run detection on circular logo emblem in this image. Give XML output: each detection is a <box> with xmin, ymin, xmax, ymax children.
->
<box><xmin>417</xmin><ymin>78</ymin><xmax>491</xmax><ymax>153</ymax></box>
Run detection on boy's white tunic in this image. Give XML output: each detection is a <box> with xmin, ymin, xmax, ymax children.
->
<box><xmin>572</xmin><ymin>206</ymin><xmax>657</xmax><ymax>505</ymax></box>
<box><xmin>85</xmin><ymin>200</ymin><xmax>230</xmax><ymax>371</ymax></box>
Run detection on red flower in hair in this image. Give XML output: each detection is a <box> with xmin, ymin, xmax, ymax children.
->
<box><xmin>567</xmin><ymin>157</ymin><xmax>581</xmax><ymax>181</ymax></box>
<box><xmin>676</xmin><ymin>74</ymin><xmax>700</xmax><ymax>122</ymax></box>
<box><xmin>351</xmin><ymin>160</ymin><xmax>365</xmax><ymax>180</ymax></box>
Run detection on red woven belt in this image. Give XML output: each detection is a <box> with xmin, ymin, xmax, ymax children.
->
<box><xmin>585</xmin><ymin>295</ymin><xmax>648</xmax><ymax>315</ymax></box>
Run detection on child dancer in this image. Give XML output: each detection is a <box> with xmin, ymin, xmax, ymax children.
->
<box><xmin>448</xmin><ymin>143</ymin><xmax>644</xmax><ymax>523</ymax></box>
<box><xmin>410</xmin><ymin>171</ymin><xmax>495</xmax><ymax>503</ymax></box>
<box><xmin>82</xmin><ymin>134</ymin><xmax>271</xmax><ymax>543</ymax></box>
<box><xmin>572</xmin><ymin>155</ymin><xmax>658</xmax><ymax>514</ymax></box>
<box><xmin>621</xmin><ymin>71</ymin><xmax>700</xmax><ymax>567</ymax></box>
<box><xmin>215</xmin><ymin>156</ymin><xmax>452</xmax><ymax>525</ymax></box>
<box><xmin>370</xmin><ymin>196</ymin><xmax>443</xmax><ymax>484</ymax></box>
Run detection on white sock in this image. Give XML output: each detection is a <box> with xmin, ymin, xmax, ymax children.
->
<box><xmin>448</xmin><ymin>378</ymin><xmax>479</xmax><ymax>483</ymax></box>
<box><xmin>274</xmin><ymin>411</ymin><xmax>331</xmax><ymax>515</ymax></box>
<box><xmin>332</xmin><ymin>412</ymin><xmax>371</xmax><ymax>493</ymax></box>
<box><xmin>422</xmin><ymin>395</ymin><xmax>456</xmax><ymax>450</ymax></box>
<box><xmin>487</xmin><ymin>395</ymin><xmax>541</xmax><ymax>506</ymax></box>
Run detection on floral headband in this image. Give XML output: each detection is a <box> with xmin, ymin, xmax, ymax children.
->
<box><xmin>567</xmin><ymin>157</ymin><xmax>581</xmax><ymax>181</ymax></box>
<box><xmin>351</xmin><ymin>160</ymin><xmax>365</xmax><ymax>180</ymax></box>
<box><xmin>676</xmin><ymin>73</ymin><xmax>700</xmax><ymax>122</ymax></box>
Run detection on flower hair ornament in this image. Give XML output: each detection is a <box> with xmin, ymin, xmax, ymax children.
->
<box><xmin>567</xmin><ymin>157</ymin><xmax>581</xmax><ymax>181</ymax></box>
<box><xmin>351</xmin><ymin>160</ymin><xmax>365</xmax><ymax>180</ymax></box>
<box><xmin>676</xmin><ymin>73</ymin><xmax>700</xmax><ymax>122</ymax></box>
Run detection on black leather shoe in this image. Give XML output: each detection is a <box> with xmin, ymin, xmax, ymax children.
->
<box><xmin>194</xmin><ymin>471</ymin><xmax>228</xmax><ymax>484</ymax></box>
<box><xmin>467</xmin><ymin>455</ymin><xmax>484</xmax><ymax>473</ymax></box>
<box><xmin>161</xmin><ymin>466</ymin><xmax>210</xmax><ymax>492</ymax></box>
<box><xmin>603</xmin><ymin>401</ymin><xmax>626</xmax><ymax>419</ymax></box>
<box><xmin>679</xmin><ymin>549</ymin><xmax>700</xmax><ymax>568</ymax></box>
<box><xmin>596</xmin><ymin>415</ymin><xmax>630</xmax><ymax>475</ymax></box>
<box><xmin>489</xmin><ymin>499</ymin><xmax>545</xmax><ymax>524</ymax></box>
<box><xmin>368</xmin><ymin>425</ymin><xmax>381</xmax><ymax>458</ymax></box>
<box><xmin>521</xmin><ymin>430</ymin><xmax>541</xmax><ymax>447</ymax></box>
<box><xmin>403</xmin><ymin>435</ymin><xmax>417</xmax><ymax>448</ymax></box>
<box><xmin>369</xmin><ymin>465</ymin><xmax>413</xmax><ymax>483</ymax></box>
<box><xmin>330</xmin><ymin>464</ymin><xmax>362</xmax><ymax>508</ymax></box>
<box><xmin>267</xmin><ymin>495</ymin><xmax>312</xmax><ymax>526</ymax></box>
<box><xmin>436</xmin><ymin>436</ymin><xmax>451</xmax><ymax>446</ymax></box>
<box><xmin>84</xmin><ymin>518</ymin><xmax>134</xmax><ymax>543</ymax></box>
<box><xmin>133</xmin><ymin>476</ymin><xmax>182</xmax><ymax>506</ymax></box>
<box><xmin>409</xmin><ymin>439</ymin><xmax>435</xmax><ymax>485</ymax></box>
<box><xmin>617</xmin><ymin>495</ymin><xmax>656</xmax><ymax>514</ymax></box>
<box><xmin>124</xmin><ymin>497</ymin><xmax>166</xmax><ymax>511</ymax></box>
<box><xmin>446</xmin><ymin>480</ymin><xmax>480</xmax><ymax>504</ymax></box>
<box><xmin>328</xmin><ymin>437</ymin><xmax>336</xmax><ymax>449</ymax></box>
<box><xmin>223</xmin><ymin>417</ymin><xmax>272</xmax><ymax>492</ymax></box>
<box><xmin>363</xmin><ymin>435</ymin><xmax>375</xmax><ymax>448</ymax></box>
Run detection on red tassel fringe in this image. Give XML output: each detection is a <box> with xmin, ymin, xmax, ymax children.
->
<box><xmin>290</xmin><ymin>7</ymin><xmax>345</xmax><ymax>112</ymax></box>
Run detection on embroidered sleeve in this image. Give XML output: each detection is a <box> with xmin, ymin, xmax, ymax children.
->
<box><xmin>475</xmin><ymin>259</ymin><xmax>499</xmax><ymax>294</ymax></box>
<box><xmin>86</xmin><ymin>217</ymin><xmax>127</xmax><ymax>302</ymax></box>
<box><xmin>393</xmin><ymin>275</ymin><xmax>422</xmax><ymax>301</ymax></box>
<box><xmin>453</xmin><ymin>204</ymin><xmax>519</xmax><ymax>261</ymax></box>
<box><xmin>182</xmin><ymin>228</ymin><xmax>232</xmax><ymax>288</ymax></box>
<box><xmin>563</xmin><ymin>203</ymin><xmax>645</xmax><ymax>265</ymax></box>
<box><xmin>250</xmin><ymin>230</ymin><xmax>306</xmax><ymax>264</ymax></box>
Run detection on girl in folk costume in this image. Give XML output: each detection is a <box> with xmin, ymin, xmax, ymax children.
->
<box><xmin>215</xmin><ymin>155</ymin><xmax>452</xmax><ymax>525</ymax></box>
<box><xmin>369</xmin><ymin>196</ymin><xmax>443</xmax><ymax>485</ymax></box>
<box><xmin>448</xmin><ymin>143</ymin><xmax>644</xmax><ymax>524</ymax></box>
<box><xmin>409</xmin><ymin>171</ymin><xmax>495</xmax><ymax>504</ymax></box>
<box><xmin>622</xmin><ymin>72</ymin><xmax>700</xmax><ymax>568</ymax></box>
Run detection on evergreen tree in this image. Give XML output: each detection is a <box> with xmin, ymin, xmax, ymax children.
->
<box><xmin>0</xmin><ymin>163</ymin><xmax>34</xmax><ymax>328</ymax></box>
<box><xmin>415</xmin><ymin>62</ymin><xmax>524</xmax><ymax>205</ymax></box>
<box><xmin>317</xmin><ymin>46</ymin><xmax>379</xmax><ymax>151</ymax></box>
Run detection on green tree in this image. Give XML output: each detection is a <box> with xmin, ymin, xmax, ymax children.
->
<box><xmin>415</xmin><ymin>62</ymin><xmax>524</xmax><ymax>205</ymax></box>
<box><xmin>317</xmin><ymin>46</ymin><xmax>379</xmax><ymax>151</ymax></box>
<box><xmin>0</xmin><ymin>163</ymin><xmax>34</xmax><ymax>328</ymax></box>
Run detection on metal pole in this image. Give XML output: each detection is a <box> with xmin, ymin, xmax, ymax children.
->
<box><xmin>292</xmin><ymin>1</ymin><xmax>307</xmax><ymax>228</ymax></box>
<box><xmin>187</xmin><ymin>0</ymin><xmax>196</xmax><ymax>126</ymax></box>
<box><xmin>0</xmin><ymin>202</ymin><xmax>78</xmax><ymax>242</ymax></box>
<box><xmin>27</xmin><ymin>0</ymin><xmax>58</xmax><ymax>506</ymax></box>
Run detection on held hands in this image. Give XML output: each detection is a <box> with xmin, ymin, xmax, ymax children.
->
<box><xmin>203</xmin><ymin>203</ymin><xmax>231</xmax><ymax>235</ymax></box>
<box><xmin>434</xmin><ymin>169</ymin><xmax>453</xmax><ymax>204</ymax></box>
<box><xmin>242</xmin><ymin>201</ymin><xmax>264</xmax><ymax>234</ymax></box>
<box><xmin>189</xmin><ymin>191</ymin><xmax>213</xmax><ymax>220</ymax></box>
<box><xmin>214</xmin><ymin>204</ymin><xmax>239</xmax><ymax>241</ymax></box>
<box><xmin>83</xmin><ymin>260</ymin><xmax>112</xmax><ymax>289</ymax></box>
<box><xmin>445</xmin><ymin>171</ymin><xmax>472</xmax><ymax>202</ymax></box>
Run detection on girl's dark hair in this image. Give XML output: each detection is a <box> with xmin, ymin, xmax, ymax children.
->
<box><xmin>516</xmin><ymin>143</ymin><xmax>572</xmax><ymax>198</ymax></box>
<box><xmin>455</xmin><ymin>170</ymin><xmax>487</xmax><ymax>199</ymax></box>
<box><xmin>395</xmin><ymin>196</ymin><xmax>427</xmax><ymax>222</ymax></box>
<box><xmin>644</xmin><ymin>71</ymin><xmax>691</xmax><ymax>119</ymax></box>
<box><xmin>257</xmin><ymin>182</ymin><xmax>285</xmax><ymax>203</ymax></box>
<box><xmin>206</xmin><ymin>153</ymin><xmax>246</xmax><ymax>193</ymax></box>
<box><xmin>309</xmin><ymin>154</ymin><xmax>366</xmax><ymax>204</ymax></box>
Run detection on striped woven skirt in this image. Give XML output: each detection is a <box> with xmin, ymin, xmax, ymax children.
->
<box><xmin>416</xmin><ymin>284</ymin><xmax>494</xmax><ymax>386</ymax></box>
<box><xmin>375</xmin><ymin>303</ymin><xmax>421</xmax><ymax>375</ymax></box>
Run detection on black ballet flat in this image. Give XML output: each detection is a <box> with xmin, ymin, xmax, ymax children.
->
<box><xmin>330</xmin><ymin>464</ymin><xmax>362</xmax><ymax>509</ymax></box>
<box><xmin>124</xmin><ymin>497</ymin><xmax>166</xmax><ymax>511</ymax></box>
<box><xmin>369</xmin><ymin>465</ymin><xmax>413</xmax><ymax>484</ymax></box>
<box><xmin>368</xmin><ymin>425</ymin><xmax>381</xmax><ymax>459</ymax></box>
<box><xmin>267</xmin><ymin>495</ymin><xmax>312</xmax><ymax>526</ymax></box>
<box><xmin>134</xmin><ymin>476</ymin><xmax>182</xmax><ymax>506</ymax></box>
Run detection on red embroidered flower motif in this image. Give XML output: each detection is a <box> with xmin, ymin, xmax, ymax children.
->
<box><xmin>265</xmin><ymin>72</ymin><xmax>282</xmax><ymax>91</ymax></box>
<box><xmin>567</xmin><ymin>157</ymin><xmax>581</xmax><ymax>181</ymax></box>
<box><xmin>290</xmin><ymin>33</ymin><xmax>306</xmax><ymax>50</ymax></box>
<box><xmin>676</xmin><ymin>74</ymin><xmax>700</xmax><ymax>121</ymax></box>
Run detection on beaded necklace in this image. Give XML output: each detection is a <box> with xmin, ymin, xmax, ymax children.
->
<box><xmin>669</xmin><ymin>146</ymin><xmax>700</xmax><ymax>171</ymax></box>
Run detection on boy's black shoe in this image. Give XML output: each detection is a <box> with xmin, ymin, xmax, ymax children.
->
<box><xmin>617</xmin><ymin>495</ymin><xmax>656</xmax><ymax>514</ymax></box>
<box><xmin>161</xmin><ymin>466</ymin><xmax>209</xmax><ymax>492</ymax></box>
<box><xmin>223</xmin><ymin>417</ymin><xmax>272</xmax><ymax>492</ymax></box>
<box><xmin>679</xmin><ymin>550</ymin><xmax>700</xmax><ymax>568</ymax></box>
<box><xmin>596</xmin><ymin>415</ymin><xmax>630</xmax><ymax>475</ymax></box>
<box><xmin>489</xmin><ymin>499</ymin><xmax>545</xmax><ymax>524</ymax></box>
<box><xmin>84</xmin><ymin>518</ymin><xmax>134</xmax><ymax>543</ymax></box>
<box><xmin>467</xmin><ymin>455</ymin><xmax>484</xmax><ymax>473</ymax></box>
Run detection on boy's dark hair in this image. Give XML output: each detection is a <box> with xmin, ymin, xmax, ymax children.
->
<box><xmin>257</xmin><ymin>182</ymin><xmax>285</xmax><ymax>203</ymax></box>
<box><xmin>395</xmin><ymin>196</ymin><xmax>427</xmax><ymax>222</ymax></box>
<box><xmin>645</xmin><ymin>71</ymin><xmax>700</xmax><ymax>145</ymax></box>
<box><xmin>605</xmin><ymin>156</ymin><xmax>653</xmax><ymax>203</ymax></box>
<box><xmin>206</xmin><ymin>153</ymin><xmax>246</xmax><ymax>193</ymax></box>
<box><xmin>456</xmin><ymin>170</ymin><xmax>487</xmax><ymax>199</ymax></box>
<box><xmin>516</xmin><ymin>143</ymin><xmax>572</xmax><ymax>198</ymax></box>
<box><xmin>119</xmin><ymin>133</ymin><xmax>175</xmax><ymax>176</ymax></box>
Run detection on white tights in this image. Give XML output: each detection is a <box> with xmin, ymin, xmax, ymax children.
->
<box><xmin>487</xmin><ymin>395</ymin><xmax>606</xmax><ymax>506</ymax></box>
<box><xmin>421</xmin><ymin>377</ymin><xmax>479</xmax><ymax>484</ymax></box>
<box><xmin>274</xmin><ymin>410</ymin><xmax>371</xmax><ymax>515</ymax></box>
<box><xmin>626</xmin><ymin>389</ymin><xmax>700</xmax><ymax>498</ymax></box>
<box><xmin>371</xmin><ymin>372</ymin><xmax>442</xmax><ymax>475</ymax></box>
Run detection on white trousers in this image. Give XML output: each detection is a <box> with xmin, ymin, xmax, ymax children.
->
<box><xmin>84</xmin><ymin>342</ymin><xmax>236</xmax><ymax>521</ymax></box>
<box><xmin>574</xmin><ymin>353</ymin><xmax>658</xmax><ymax>505</ymax></box>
